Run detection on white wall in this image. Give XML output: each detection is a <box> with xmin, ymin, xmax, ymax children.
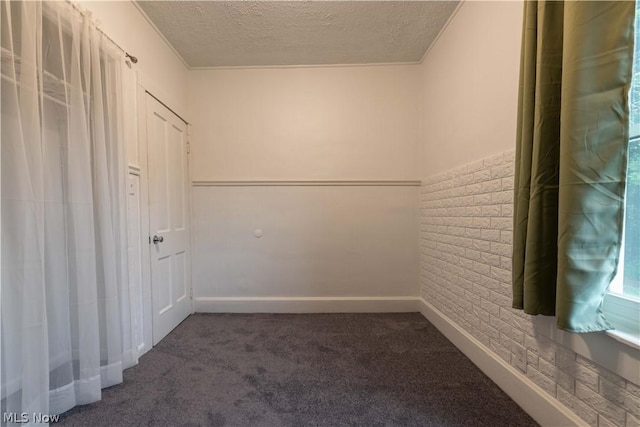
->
<box><xmin>189</xmin><ymin>66</ymin><xmax>421</xmax><ymax>308</ymax></box>
<box><xmin>193</xmin><ymin>186</ymin><xmax>418</xmax><ymax>299</ymax></box>
<box><xmin>419</xmin><ymin>0</ymin><xmax>522</xmax><ymax>177</ymax></box>
<box><xmin>419</xmin><ymin>2</ymin><xmax>640</xmax><ymax>426</ymax></box>
<box><xmin>189</xmin><ymin>66</ymin><xmax>420</xmax><ymax>181</ymax></box>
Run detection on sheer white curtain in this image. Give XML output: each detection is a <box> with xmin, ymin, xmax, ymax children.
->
<box><xmin>1</xmin><ymin>0</ymin><xmax>137</xmax><ymax>421</ymax></box>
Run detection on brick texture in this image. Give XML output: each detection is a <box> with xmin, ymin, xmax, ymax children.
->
<box><xmin>420</xmin><ymin>150</ymin><xmax>638</xmax><ymax>427</ymax></box>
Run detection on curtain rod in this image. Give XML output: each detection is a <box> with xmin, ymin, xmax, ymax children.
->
<box><xmin>64</xmin><ymin>0</ymin><xmax>138</xmax><ymax>64</ymax></box>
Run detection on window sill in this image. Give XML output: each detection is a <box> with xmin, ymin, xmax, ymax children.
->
<box><xmin>605</xmin><ymin>329</ymin><xmax>640</xmax><ymax>350</ymax></box>
<box><xmin>533</xmin><ymin>316</ymin><xmax>640</xmax><ymax>386</ymax></box>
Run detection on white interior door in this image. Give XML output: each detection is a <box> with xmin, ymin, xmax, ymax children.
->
<box><xmin>146</xmin><ymin>93</ymin><xmax>192</xmax><ymax>345</ymax></box>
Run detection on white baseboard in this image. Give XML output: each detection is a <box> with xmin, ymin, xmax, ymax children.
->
<box><xmin>138</xmin><ymin>342</ymin><xmax>150</xmax><ymax>357</ymax></box>
<box><xmin>418</xmin><ymin>298</ymin><xmax>583</xmax><ymax>427</ymax></box>
<box><xmin>194</xmin><ymin>296</ymin><xmax>420</xmax><ymax>313</ymax></box>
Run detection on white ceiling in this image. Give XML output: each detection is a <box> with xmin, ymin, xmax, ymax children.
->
<box><xmin>135</xmin><ymin>1</ymin><xmax>460</xmax><ymax>68</ymax></box>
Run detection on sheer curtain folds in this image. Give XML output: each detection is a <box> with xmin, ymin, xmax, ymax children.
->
<box><xmin>513</xmin><ymin>1</ymin><xmax>635</xmax><ymax>332</ymax></box>
<box><xmin>1</xmin><ymin>0</ymin><xmax>137</xmax><ymax>421</ymax></box>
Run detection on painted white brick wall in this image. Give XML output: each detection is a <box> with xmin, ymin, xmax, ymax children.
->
<box><xmin>420</xmin><ymin>150</ymin><xmax>640</xmax><ymax>427</ymax></box>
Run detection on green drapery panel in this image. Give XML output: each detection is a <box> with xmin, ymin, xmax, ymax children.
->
<box><xmin>513</xmin><ymin>1</ymin><xmax>634</xmax><ymax>332</ymax></box>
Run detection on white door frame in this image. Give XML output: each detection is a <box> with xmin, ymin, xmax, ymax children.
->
<box><xmin>136</xmin><ymin>76</ymin><xmax>194</xmax><ymax>354</ymax></box>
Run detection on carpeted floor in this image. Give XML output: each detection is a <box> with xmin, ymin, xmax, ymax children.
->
<box><xmin>59</xmin><ymin>313</ymin><xmax>538</xmax><ymax>426</ymax></box>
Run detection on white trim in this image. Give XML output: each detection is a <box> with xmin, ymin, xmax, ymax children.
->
<box><xmin>190</xmin><ymin>61</ymin><xmax>421</xmax><ymax>71</ymax></box>
<box><xmin>130</xmin><ymin>1</ymin><xmax>190</xmax><ymax>69</ymax></box>
<box><xmin>194</xmin><ymin>296</ymin><xmax>420</xmax><ymax>313</ymax></box>
<box><xmin>418</xmin><ymin>298</ymin><xmax>585</xmax><ymax>427</ymax></box>
<box><xmin>136</xmin><ymin>81</ymin><xmax>153</xmax><ymax>355</ymax></box>
<box><xmin>419</xmin><ymin>0</ymin><xmax>465</xmax><ymax>64</ymax></box>
<box><xmin>187</xmin><ymin>124</ymin><xmax>196</xmax><ymax>316</ymax></box>
<box><xmin>125</xmin><ymin>171</ymin><xmax>145</xmax><ymax>358</ymax></box>
<box><xmin>191</xmin><ymin>180</ymin><xmax>422</xmax><ymax>187</ymax></box>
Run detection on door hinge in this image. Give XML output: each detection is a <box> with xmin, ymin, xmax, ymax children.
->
<box><xmin>189</xmin><ymin>288</ymin><xmax>193</xmax><ymax>299</ymax></box>
<box><xmin>148</xmin><ymin>235</ymin><xmax>151</xmax><ymax>244</ymax></box>
<box><xmin>186</xmin><ymin>141</ymin><xmax>190</xmax><ymax>154</ymax></box>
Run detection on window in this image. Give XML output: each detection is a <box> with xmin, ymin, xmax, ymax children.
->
<box><xmin>604</xmin><ymin>0</ymin><xmax>640</xmax><ymax>346</ymax></box>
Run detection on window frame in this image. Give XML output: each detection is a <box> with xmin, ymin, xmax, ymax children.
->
<box><xmin>601</xmin><ymin>125</ymin><xmax>640</xmax><ymax>347</ymax></box>
<box><xmin>602</xmin><ymin>294</ymin><xmax>640</xmax><ymax>349</ymax></box>
<box><xmin>600</xmin><ymin>0</ymin><xmax>640</xmax><ymax>344</ymax></box>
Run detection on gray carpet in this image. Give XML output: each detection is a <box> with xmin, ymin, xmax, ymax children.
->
<box><xmin>59</xmin><ymin>313</ymin><xmax>538</xmax><ymax>426</ymax></box>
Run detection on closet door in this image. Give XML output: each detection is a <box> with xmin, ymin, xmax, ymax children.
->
<box><xmin>146</xmin><ymin>94</ymin><xmax>192</xmax><ymax>345</ymax></box>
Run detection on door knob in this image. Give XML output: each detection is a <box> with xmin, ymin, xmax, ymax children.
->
<box><xmin>152</xmin><ymin>235</ymin><xmax>164</xmax><ymax>244</ymax></box>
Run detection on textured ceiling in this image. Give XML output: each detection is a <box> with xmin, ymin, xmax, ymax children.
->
<box><xmin>135</xmin><ymin>1</ymin><xmax>460</xmax><ymax>68</ymax></box>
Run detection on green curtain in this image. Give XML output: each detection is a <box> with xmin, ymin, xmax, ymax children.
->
<box><xmin>513</xmin><ymin>1</ymin><xmax>635</xmax><ymax>332</ymax></box>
